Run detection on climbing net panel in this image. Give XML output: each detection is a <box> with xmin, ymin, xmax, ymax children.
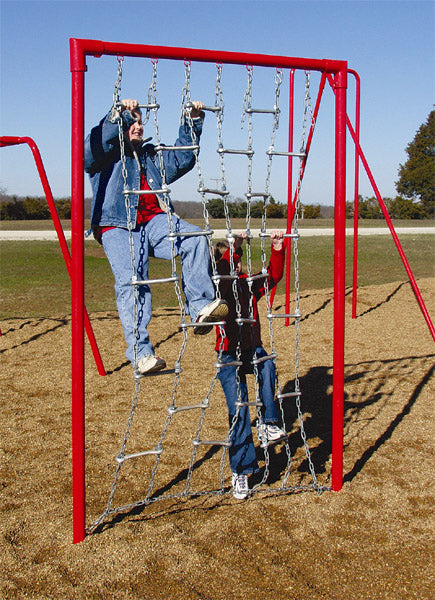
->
<box><xmin>70</xmin><ymin>39</ymin><xmax>350</xmax><ymax>543</ymax></box>
<box><xmin>86</xmin><ymin>56</ymin><xmax>327</xmax><ymax>535</ymax></box>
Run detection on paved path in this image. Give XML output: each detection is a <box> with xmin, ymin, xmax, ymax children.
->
<box><xmin>0</xmin><ymin>227</ymin><xmax>434</xmax><ymax>241</ymax></box>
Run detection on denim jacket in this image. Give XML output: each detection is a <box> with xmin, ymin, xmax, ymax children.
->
<box><xmin>84</xmin><ymin>107</ymin><xmax>203</xmax><ymax>230</ymax></box>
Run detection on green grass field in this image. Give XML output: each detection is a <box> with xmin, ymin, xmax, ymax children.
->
<box><xmin>1</xmin><ymin>231</ymin><xmax>433</xmax><ymax>318</ymax></box>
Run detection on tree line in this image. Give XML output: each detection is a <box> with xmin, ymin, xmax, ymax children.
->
<box><xmin>1</xmin><ymin>110</ymin><xmax>433</xmax><ymax>220</ymax></box>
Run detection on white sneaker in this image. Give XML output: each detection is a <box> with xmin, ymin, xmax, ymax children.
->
<box><xmin>232</xmin><ymin>473</ymin><xmax>249</xmax><ymax>500</ymax></box>
<box><xmin>135</xmin><ymin>355</ymin><xmax>166</xmax><ymax>376</ymax></box>
<box><xmin>193</xmin><ymin>299</ymin><xmax>228</xmax><ymax>335</ymax></box>
<box><xmin>257</xmin><ymin>423</ymin><xmax>286</xmax><ymax>448</ymax></box>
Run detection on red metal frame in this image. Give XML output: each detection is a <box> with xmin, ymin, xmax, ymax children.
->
<box><xmin>0</xmin><ymin>136</ymin><xmax>106</xmax><ymax>376</ymax></box>
<box><xmin>70</xmin><ymin>38</ymin><xmax>349</xmax><ymax>543</ymax></box>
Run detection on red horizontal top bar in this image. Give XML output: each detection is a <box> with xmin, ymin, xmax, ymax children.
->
<box><xmin>70</xmin><ymin>38</ymin><xmax>347</xmax><ymax>74</ymax></box>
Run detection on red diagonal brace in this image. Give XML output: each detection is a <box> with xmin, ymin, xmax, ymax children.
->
<box><xmin>0</xmin><ymin>136</ymin><xmax>106</xmax><ymax>375</ymax></box>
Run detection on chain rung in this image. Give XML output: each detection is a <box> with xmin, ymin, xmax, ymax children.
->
<box><xmin>214</xmin><ymin>360</ymin><xmax>243</xmax><ymax>368</ymax></box>
<box><xmin>266</xmin><ymin>150</ymin><xmax>306</xmax><ymax>158</ymax></box>
<box><xmin>198</xmin><ymin>187</ymin><xmax>230</xmax><ymax>196</ymax></box>
<box><xmin>167</xmin><ymin>230</ymin><xmax>212</xmax><ymax>239</ymax></box>
<box><xmin>244</xmin><ymin>107</ymin><xmax>277</xmax><ymax>115</ymax></box>
<box><xmin>235</xmin><ymin>317</ymin><xmax>256</xmax><ymax>325</ymax></box>
<box><xmin>116</xmin><ymin>447</ymin><xmax>162</xmax><ymax>463</ymax></box>
<box><xmin>235</xmin><ymin>401</ymin><xmax>263</xmax><ymax>407</ymax></box>
<box><xmin>122</xmin><ymin>187</ymin><xmax>170</xmax><ymax>196</ymax></box>
<box><xmin>168</xmin><ymin>403</ymin><xmax>209</xmax><ymax>415</ymax></box>
<box><xmin>193</xmin><ymin>440</ymin><xmax>232</xmax><ymax>447</ymax></box>
<box><xmin>131</xmin><ymin>276</ymin><xmax>179</xmax><ymax>286</ymax></box>
<box><xmin>180</xmin><ymin>320</ymin><xmax>226</xmax><ymax>329</ymax></box>
<box><xmin>252</xmin><ymin>353</ymin><xmax>277</xmax><ymax>365</ymax></box>
<box><xmin>259</xmin><ymin>232</ymin><xmax>300</xmax><ymax>240</ymax></box>
<box><xmin>217</xmin><ymin>148</ymin><xmax>254</xmax><ymax>156</ymax></box>
<box><xmin>212</xmin><ymin>274</ymin><xmax>238</xmax><ymax>282</ymax></box>
<box><xmin>267</xmin><ymin>313</ymin><xmax>301</xmax><ymax>320</ymax></box>
<box><xmin>245</xmin><ymin>192</ymin><xmax>269</xmax><ymax>199</ymax></box>
<box><xmin>138</xmin><ymin>103</ymin><xmax>160</xmax><ymax>110</ymax></box>
<box><xmin>277</xmin><ymin>391</ymin><xmax>302</xmax><ymax>399</ymax></box>
<box><xmin>185</xmin><ymin>102</ymin><xmax>222</xmax><ymax>113</ymax></box>
<box><xmin>154</xmin><ymin>145</ymin><xmax>199</xmax><ymax>152</ymax></box>
<box><xmin>246</xmin><ymin>273</ymin><xmax>267</xmax><ymax>283</ymax></box>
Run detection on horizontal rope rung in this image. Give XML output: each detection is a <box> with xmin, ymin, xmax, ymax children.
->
<box><xmin>214</xmin><ymin>360</ymin><xmax>243</xmax><ymax>368</ymax></box>
<box><xmin>277</xmin><ymin>391</ymin><xmax>302</xmax><ymax>399</ymax></box>
<box><xmin>167</xmin><ymin>230</ymin><xmax>212</xmax><ymax>239</ymax></box>
<box><xmin>267</xmin><ymin>312</ymin><xmax>301</xmax><ymax>319</ymax></box>
<box><xmin>266</xmin><ymin>150</ymin><xmax>306</xmax><ymax>157</ymax></box>
<box><xmin>198</xmin><ymin>187</ymin><xmax>230</xmax><ymax>196</ymax></box>
<box><xmin>154</xmin><ymin>145</ymin><xmax>199</xmax><ymax>152</ymax></box>
<box><xmin>252</xmin><ymin>353</ymin><xmax>277</xmax><ymax>365</ymax></box>
<box><xmin>116</xmin><ymin>447</ymin><xmax>162</xmax><ymax>463</ymax></box>
<box><xmin>168</xmin><ymin>403</ymin><xmax>209</xmax><ymax>415</ymax></box>
<box><xmin>193</xmin><ymin>440</ymin><xmax>232</xmax><ymax>447</ymax></box>
<box><xmin>122</xmin><ymin>187</ymin><xmax>171</xmax><ymax>196</ymax></box>
<box><xmin>217</xmin><ymin>148</ymin><xmax>254</xmax><ymax>156</ymax></box>
<box><xmin>131</xmin><ymin>276</ymin><xmax>179</xmax><ymax>286</ymax></box>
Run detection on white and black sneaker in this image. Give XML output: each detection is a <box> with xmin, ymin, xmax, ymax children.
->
<box><xmin>257</xmin><ymin>423</ymin><xmax>287</xmax><ymax>448</ymax></box>
<box><xmin>232</xmin><ymin>473</ymin><xmax>249</xmax><ymax>500</ymax></box>
<box><xmin>193</xmin><ymin>298</ymin><xmax>228</xmax><ymax>335</ymax></box>
<box><xmin>135</xmin><ymin>355</ymin><xmax>166</xmax><ymax>377</ymax></box>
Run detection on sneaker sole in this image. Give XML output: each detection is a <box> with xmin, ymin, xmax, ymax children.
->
<box><xmin>193</xmin><ymin>301</ymin><xmax>228</xmax><ymax>335</ymax></box>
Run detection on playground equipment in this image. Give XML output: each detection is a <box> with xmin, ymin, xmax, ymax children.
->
<box><xmin>64</xmin><ymin>39</ymin><xmax>433</xmax><ymax>542</ymax></box>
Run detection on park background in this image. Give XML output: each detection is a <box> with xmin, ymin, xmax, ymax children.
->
<box><xmin>1</xmin><ymin>2</ymin><xmax>434</xmax><ymax>599</ymax></box>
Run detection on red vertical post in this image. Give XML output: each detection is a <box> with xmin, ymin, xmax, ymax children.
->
<box><xmin>331</xmin><ymin>66</ymin><xmax>347</xmax><ymax>492</ymax></box>
<box><xmin>70</xmin><ymin>39</ymin><xmax>86</xmax><ymax>543</ymax></box>
<box><xmin>349</xmin><ymin>70</ymin><xmax>361</xmax><ymax>319</ymax></box>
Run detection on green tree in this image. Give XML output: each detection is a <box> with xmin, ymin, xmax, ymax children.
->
<box><xmin>207</xmin><ymin>197</ymin><xmax>225</xmax><ymax>218</ymax></box>
<box><xmin>303</xmin><ymin>204</ymin><xmax>321</xmax><ymax>219</ymax></box>
<box><xmin>396</xmin><ymin>110</ymin><xmax>435</xmax><ymax>217</ymax></box>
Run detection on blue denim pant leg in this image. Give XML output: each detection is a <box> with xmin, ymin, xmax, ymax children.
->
<box><xmin>254</xmin><ymin>347</ymin><xmax>280</xmax><ymax>424</ymax></box>
<box><xmin>102</xmin><ymin>226</ymin><xmax>154</xmax><ymax>364</ymax></box>
<box><xmin>146</xmin><ymin>213</ymin><xmax>215</xmax><ymax>322</ymax></box>
<box><xmin>217</xmin><ymin>353</ymin><xmax>259</xmax><ymax>476</ymax></box>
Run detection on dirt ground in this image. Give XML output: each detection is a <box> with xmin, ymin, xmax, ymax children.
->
<box><xmin>1</xmin><ymin>278</ymin><xmax>434</xmax><ymax>600</ymax></box>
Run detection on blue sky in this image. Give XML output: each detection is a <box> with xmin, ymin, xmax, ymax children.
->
<box><xmin>1</xmin><ymin>0</ymin><xmax>434</xmax><ymax>207</ymax></box>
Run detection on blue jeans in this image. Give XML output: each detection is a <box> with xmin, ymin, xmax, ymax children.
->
<box><xmin>217</xmin><ymin>347</ymin><xmax>280</xmax><ymax>475</ymax></box>
<box><xmin>102</xmin><ymin>213</ymin><xmax>215</xmax><ymax>364</ymax></box>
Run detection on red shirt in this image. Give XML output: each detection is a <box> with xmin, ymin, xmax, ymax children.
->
<box><xmin>215</xmin><ymin>245</ymin><xmax>285</xmax><ymax>353</ymax></box>
<box><xmin>99</xmin><ymin>172</ymin><xmax>163</xmax><ymax>238</ymax></box>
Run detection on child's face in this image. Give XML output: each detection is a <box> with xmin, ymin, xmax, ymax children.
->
<box><xmin>235</xmin><ymin>258</ymin><xmax>243</xmax><ymax>276</ymax></box>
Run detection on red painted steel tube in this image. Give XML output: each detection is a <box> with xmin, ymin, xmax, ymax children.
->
<box><xmin>71</xmin><ymin>58</ymin><xmax>86</xmax><ymax>543</ymax></box>
<box><xmin>70</xmin><ymin>37</ymin><xmax>347</xmax><ymax>73</ymax></box>
<box><xmin>348</xmin><ymin>70</ymin><xmax>361</xmax><ymax>320</ymax></box>
<box><xmin>346</xmin><ymin>119</ymin><xmax>435</xmax><ymax>342</ymax></box>
<box><xmin>331</xmin><ymin>68</ymin><xmax>348</xmax><ymax>492</ymax></box>
<box><xmin>0</xmin><ymin>136</ymin><xmax>106</xmax><ymax>377</ymax></box>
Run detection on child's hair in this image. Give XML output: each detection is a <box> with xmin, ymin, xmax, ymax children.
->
<box><xmin>214</xmin><ymin>240</ymin><xmax>229</xmax><ymax>262</ymax></box>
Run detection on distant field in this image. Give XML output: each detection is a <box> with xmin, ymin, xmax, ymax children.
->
<box><xmin>0</xmin><ymin>218</ymin><xmax>434</xmax><ymax>230</ymax></box>
<box><xmin>0</xmin><ymin>233</ymin><xmax>433</xmax><ymax>318</ymax></box>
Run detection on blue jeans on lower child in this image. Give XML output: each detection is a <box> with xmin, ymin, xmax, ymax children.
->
<box><xmin>217</xmin><ymin>346</ymin><xmax>280</xmax><ymax>475</ymax></box>
<box><xmin>102</xmin><ymin>213</ymin><xmax>215</xmax><ymax>364</ymax></box>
